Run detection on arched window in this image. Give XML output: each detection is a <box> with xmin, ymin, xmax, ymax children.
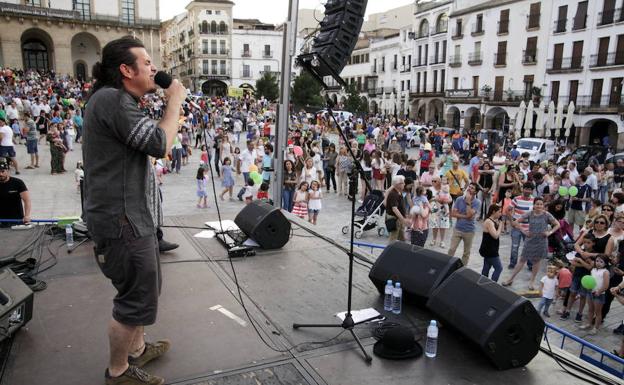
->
<box><xmin>436</xmin><ymin>13</ymin><xmax>448</xmax><ymax>33</ymax></box>
<box><xmin>219</xmin><ymin>21</ymin><xmax>227</xmax><ymax>34</ymax></box>
<box><xmin>210</xmin><ymin>21</ymin><xmax>217</xmax><ymax>34</ymax></box>
<box><xmin>201</xmin><ymin>20</ymin><xmax>208</xmax><ymax>34</ymax></box>
<box><xmin>419</xmin><ymin>20</ymin><xmax>429</xmax><ymax>37</ymax></box>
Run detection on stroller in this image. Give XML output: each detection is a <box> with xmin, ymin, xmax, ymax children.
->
<box><xmin>342</xmin><ymin>190</ymin><xmax>386</xmax><ymax>239</ymax></box>
<box><xmin>548</xmin><ymin>219</ymin><xmax>575</xmax><ymax>265</ymax></box>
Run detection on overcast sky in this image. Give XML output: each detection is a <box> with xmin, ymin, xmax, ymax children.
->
<box><xmin>160</xmin><ymin>0</ymin><xmax>414</xmax><ymax>24</ymax></box>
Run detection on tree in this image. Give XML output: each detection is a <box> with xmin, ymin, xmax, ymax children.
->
<box><xmin>255</xmin><ymin>72</ymin><xmax>279</xmax><ymax>102</ymax></box>
<box><xmin>291</xmin><ymin>71</ymin><xmax>324</xmax><ymax>110</ymax></box>
<box><xmin>344</xmin><ymin>84</ymin><xmax>364</xmax><ymax>114</ymax></box>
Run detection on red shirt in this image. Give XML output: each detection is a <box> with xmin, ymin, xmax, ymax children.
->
<box><xmin>558</xmin><ymin>268</ymin><xmax>572</xmax><ymax>289</ymax></box>
<box><xmin>257</xmin><ymin>190</ymin><xmax>269</xmax><ymax>199</ymax></box>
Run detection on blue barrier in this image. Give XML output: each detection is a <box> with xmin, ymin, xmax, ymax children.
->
<box><xmin>352</xmin><ymin>241</ymin><xmax>386</xmax><ymax>254</ymax></box>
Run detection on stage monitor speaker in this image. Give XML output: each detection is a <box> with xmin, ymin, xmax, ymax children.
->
<box><xmin>0</xmin><ymin>268</ymin><xmax>33</xmax><ymax>342</ymax></box>
<box><xmin>368</xmin><ymin>241</ymin><xmax>462</xmax><ymax>305</ymax></box>
<box><xmin>426</xmin><ymin>268</ymin><xmax>545</xmax><ymax>370</ymax></box>
<box><xmin>234</xmin><ymin>201</ymin><xmax>291</xmax><ymax>249</ymax></box>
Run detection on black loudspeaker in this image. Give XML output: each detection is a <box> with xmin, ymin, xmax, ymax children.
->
<box><xmin>311</xmin><ymin>0</ymin><xmax>368</xmax><ymax>76</ymax></box>
<box><xmin>427</xmin><ymin>268</ymin><xmax>545</xmax><ymax>370</ymax></box>
<box><xmin>0</xmin><ymin>269</ymin><xmax>33</xmax><ymax>342</ymax></box>
<box><xmin>234</xmin><ymin>201</ymin><xmax>291</xmax><ymax>249</ymax></box>
<box><xmin>368</xmin><ymin>241</ymin><xmax>462</xmax><ymax>305</ymax></box>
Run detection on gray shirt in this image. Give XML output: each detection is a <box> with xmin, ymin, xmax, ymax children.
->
<box><xmin>82</xmin><ymin>87</ymin><xmax>167</xmax><ymax>243</ymax></box>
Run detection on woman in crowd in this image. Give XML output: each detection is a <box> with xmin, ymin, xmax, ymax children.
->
<box><xmin>480</xmin><ymin>204</ymin><xmax>504</xmax><ymax>282</ymax></box>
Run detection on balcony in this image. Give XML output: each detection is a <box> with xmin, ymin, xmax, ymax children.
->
<box><xmin>488</xmin><ymin>89</ymin><xmax>532</xmax><ymax>104</ymax></box>
<box><xmin>553</xmin><ymin>18</ymin><xmax>567</xmax><ymax>33</ymax></box>
<box><xmin>415</xmin><ymin>30</ymin><xmax>430</xmax><ymax>40</ymax></box>
<box><xmin>526</xmin><ymin>13</ymin><xmax>540</xmax><ymax>30</ymax></box>
<box><xmin>471</xmin><ymin>22</ymin><xmax>484</xmax><ymax>36</ymax></box>
<box><xmin>497</xmin><ymin>20</ymin><xmax>509</xmax><ymax>35</ymax></box>
<box><xmin>240</xmin><ymin>70</ymin><xmax>253</xmax><ymax>79</ymax></box>
<box><xmin>400</xmin><ymin>64</ymin><xmax>411</xmax><ymax>73</ymax></box>
<box><xmin>494</xmin><ymin>53</ymin><xmax>506</xmax><ymax>67</ymax></box>
<box><xmin>242</xmin><ymin>50</ymin><xmax>251</xmax><ymax>57</ymax></box>
<box><xmin>451</xmin><ymin>26</ymin><xmax>463</xmax><ymax>39</ymax></box>
<box><xmin>575</xmin><ymin>95</ymin><xmax>622</xmax><ymax>111</ymax></box>
<box><xmin>448</xmin><ymin>55</ymin><xmax>461</xmax><ymax>67</ymax></box>
<box><xmin>367</xmin><ymin>88</ymin><xmax>378</xmax><ymax>96</ymax></box>
<box><xmin>572</xmin><ymin>15</ymin><xmax>587</xmax><ymax>31</ymax></box>
<box><xmin>522</xmin><ymin>49</ymin><xmax>537</xmax><ymax>65</ymax></box>
<box><xmin>546</xmin><ymin>56</ymin><xmax>584</xmax><ymax>73</ymax></box>
<box><xmin>432</xmin><ymin>24</ymin><xmax>448</xmax><ymax>35</ymax></box>
<box><xmin>468</xmin><ymin>52</ymin><xmax>482</xmax><ymax>66</ymax></box>
<box><xmin>589</xmin><ymin>52</ymin><xmax>624</xmax><ymax>68</ymax></box>
<box><xmin>429</xmin><ymin>55</ymin><xmax>445</xmax><ymax>65</ymax></box>
<box><xmin>413</xmin><ymin>59</ymin><xmax>427</xmax><ymax>68</ymax></box>
<box><xmin>262</xmin><ymin>50</ymin><xmax>273</xmax><ymax>58</ymax></box>
<box><xmin>410</xmin><ymin>86</ymin><xmax>444</xmax><ymax>97</ymax></box>
<box><xmin>597</xmin><ymin>8</ymin><xmax>623</xmax><ymax>26</ymax></box>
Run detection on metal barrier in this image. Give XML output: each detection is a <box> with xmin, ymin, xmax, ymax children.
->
<box><xmin>544</xmin><ymin>323</ymin><xmax>624</xmax><ymax>378</ymax></box>
<box><xmin>352</xmin><ymin>241</ymin><xmax>385</xmax><ymax>255</ymax></box>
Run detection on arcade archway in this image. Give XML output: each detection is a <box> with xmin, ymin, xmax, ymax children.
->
<box><xmin>202</xmin><ymin>80</ymin><xmax>228</xmax><ymax>97</ymax></box>
<box><xmin>21</xmin><ymin>28</ymin><xmax>55</xmax><ymax>72</ymax></box>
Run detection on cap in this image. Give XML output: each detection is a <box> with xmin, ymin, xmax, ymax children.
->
<box><xmin>0</xmin><ymin>161</ymin><xmax>9</xmax><ymax>171</ymax></box>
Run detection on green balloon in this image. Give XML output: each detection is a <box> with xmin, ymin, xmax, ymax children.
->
<box><xmin>250</xmin><ymin>171</ymin><xmax>263</xmax><ymax>185</ymax></box>
<box><xmin>558</xmin><ymin>186</ymin><xmax>569</xmax><ymax>196</ymax></box>
<box><xmin>581</xmin><ymin>275</ymin><xmax>596</xmax><ymax>290</ymax></box>
<box><xmin>568</xmin><ymin>186</ymin><xmax>578</xmax><ymax>197</ymax></box>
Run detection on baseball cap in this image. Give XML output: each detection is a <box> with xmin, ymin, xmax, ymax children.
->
<box><xmin>0</xmin><ymin>161</ymin><xmax>9</xmax><ymax>171</ymax></box>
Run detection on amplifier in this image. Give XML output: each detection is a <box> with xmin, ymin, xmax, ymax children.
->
<box><xmin>0</xmin><ymin>269</ymin><xmax>34</xmax><ymax>342</ymax></box>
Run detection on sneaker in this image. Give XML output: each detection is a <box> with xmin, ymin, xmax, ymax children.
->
<box><xmin>614</xmin><ymin>323</ymin><xmax>624</xmax><ymax>335</ymax></box>
<box><xmin>587</xmin><ymin>328</ymin><xmax>598</xmax><ymax>335</ymax></box>
<box><xmin>574</xmin><ymin>313</ymin><xmax>583</xmax><ymax>323</ymax></box>
<box><xmin>543</xmin><ymin>311</ymin><xmax>550</xmax><ymax>318</ymax></box>
<box><xmin>578</xmin><ymin>324</ymin><xmax>591</xmax><ymax>330</ymax></box>
<box><xmin>128</xmin><ymin>340</ymin><xmax>171</xmax><ymax>368</ymax></box>
<box><xmin>429</xmin><ymin>240</ymin><xmax>436</xmax><ymax>247</ymax></box>
<box><xmin>440</xmin><ymin>242</ymin><xmax>446</xmax><ymax>249</ymax></box>
<box><xmin>560</xmin><ymin>311</ymin><xmax>570</xmax><ymax>320</ymax></box>
<box><xmin>105</xmin><ymin>365</ymin><xmax>164</xmax><ymax>385</ymax></box>
<box><xmin>507</xmin><ymin>264</ymin><xmax>516</xmax><ymax>269</ymax></box>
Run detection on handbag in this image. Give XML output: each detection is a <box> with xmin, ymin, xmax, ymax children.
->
<box><xmin>385</xmin><ymin>216</ymin><xmax>398</xmax><ymax>232</ymax></box>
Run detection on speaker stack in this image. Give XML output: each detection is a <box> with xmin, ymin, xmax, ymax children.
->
<box><xmin>234</xmin><ymin>201</ymin><xmax>291</xmax><ymax>250</ymax></box>
<box><xmin>369</xmin><ymin>241</ymin><xmax>544</xmax><ymax>369</ymax></box>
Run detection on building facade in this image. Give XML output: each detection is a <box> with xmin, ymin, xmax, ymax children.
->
<box><xmin>0</xmin><ymin>0</ymin><xmax>161</xmax><ymax>79</ymax></box>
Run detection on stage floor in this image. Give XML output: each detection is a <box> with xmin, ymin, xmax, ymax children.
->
<box><xmin>0</xmin><ymin>214</ymin><xmax>611</xmax><ymax>385</ymax></box>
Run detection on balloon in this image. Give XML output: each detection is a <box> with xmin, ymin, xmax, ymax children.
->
<box><xmin>293</xmin><ymin>146</ymin><xmax>303</xmax><ymax>157</ymax></box>
<box><xmin>558</xmin><ymin>186</ymin><xmax>569</xmax><ymax>196</ymax></box>
<box><xmin>250</xmin><ymin>171</ymin><xmax>263</xmax><ymax>185</ymax></box>
<box><xmin>568</xmin><ymin>186</ymin><xmax>578</xmax><ymax>197</ymax></box>
<box><xmin>581</xmin><ymin>275</ymin><xmax>596</xmax><ymax>290</ymax></box>
<box><xmin>248</xmin><ymin>164</ymin><xmax>258</xmax><ymax>173</ymax></box>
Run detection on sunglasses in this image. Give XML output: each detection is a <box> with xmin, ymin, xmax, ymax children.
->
<box><xmin>594</xmin><ymin>221</ymin><xmax>607</xmax><ymax>225</ymax></box>
<box><xmin>602</xmin><ymin>207</ymin><xmax>613</xmax><ymax>211</ymax></box>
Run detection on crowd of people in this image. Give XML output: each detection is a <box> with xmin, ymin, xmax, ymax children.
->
<box><xmin>2</xmin><ymin>65</ymin><xmax>624</xmax><ymax>359</ymax></box>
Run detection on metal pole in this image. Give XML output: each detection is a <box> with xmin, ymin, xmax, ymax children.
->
<box><xmin>273</xmin><ymin>0</ymin><xmax>299</xmax><ymax>208</ymax></box>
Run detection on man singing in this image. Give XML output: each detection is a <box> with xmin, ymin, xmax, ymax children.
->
<box><xmin>82</xmin><ymin>36</ymin><xmax>186</xmax><ymax>385</ymax></box>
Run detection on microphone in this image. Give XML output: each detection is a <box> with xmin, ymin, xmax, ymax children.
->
<box><xmin>154</xmin><ymin>71</ymin><xmax>201</xmax><ymax>110</ymax></box>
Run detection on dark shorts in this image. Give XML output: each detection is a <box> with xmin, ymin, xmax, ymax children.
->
<box><xmin>0</xmin><ymin>146</ymin><xmax>16</xmax><ymax>158</ymax></box>
<box><xmin>570</xmin><ymin>276</ymin><xmax>590</xmax><ymax>297</ymax></box>
<box><xmin>94</xmin><ymin>224</ymin><xmax>161</xmax><ymax>326</ymax></box>
<box><xmin>26</xmin><ymin>139</ymin><xmax>38</xmax><ymax>154</ymax></box>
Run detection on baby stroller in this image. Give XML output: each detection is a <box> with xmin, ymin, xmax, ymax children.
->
<box><xmin>548</xmin><ymin>219</ymin><xmax>575</xmax><ymax>266</ymax></box>
<box><xmin>342</xmin><ymin>190</ymin><xmax>386</xmax><ymax>239</ymax></box>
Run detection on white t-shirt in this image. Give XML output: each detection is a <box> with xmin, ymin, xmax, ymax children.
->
<box><xmin>240</xmin><ymin>148</ymin><xmax>258</xmax><ymax>173</ymax></box>
<box><xmin>540</xmin><ymin>276</ymin><xmax>558</xmax><ymax>299</ymax></box>
<box><xmin>0</xmin><ymin>125</ymin><xmax>13</xmax><ymax>146</ymax></box>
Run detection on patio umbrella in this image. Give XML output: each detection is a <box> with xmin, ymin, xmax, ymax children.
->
<box><xmin>403</xmin><ymin>91</ymin><xmax>410</xmax><ymax>118</ymax></box>
<box><xmin>554</xmin><ymin>101</ymin><xmax>564</xmax><ymax>139</ymax></box>
<box><xmin>523</xmin><ymin>100</ymin><xmax>534</xmax><ymax>137</ymax></box>
<box><xmin>515</xmin><ymin>100</ymin><xmax>526</xmax><ymax>137</ymax></box>
<box><xmin>389</xmin><ymin>91</ymin><xmax>395</xmax><ymax>117</ymax></box>
<box><xmin>546</xmin><ymin>100</ymin><xmax>555</xmax><ymax>138</ymax></box>
<box><xmin>534</xmin><ymin>100</ymin><xmax>545</xmax><ymax>138</ymax></box>
<box><xmin>394</xmin><ymin>91</ymin><xmax>400</xmax><ymax>117</ymax></box>
<box><xmin>564</xmin><ymin>101</ymin><xmax>576</xmax><ymax>138</ymax></box>
<box><xmin>381</xmin><ymin>91</ymin><xmax>386</xmax><ymax>116</ymax></box>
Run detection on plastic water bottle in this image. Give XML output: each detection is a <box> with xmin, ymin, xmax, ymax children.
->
<box><xmin>392</xmin><ymin>282</ymin><xmax>402</xmax><ymax>314</ymax></box>
<box><xmin>65</xmin><ymin>224</ymin><xmax>74</xmax><ymax>248</ymax></box>
<box><xmin>425</xmin><ymin>320</ymin><xmax>439</xmax><ymax>358</ymax></box>
<box><xmin>383</xmin><ymin>280</ymin><xmax>394</xmax><ymax>311</ymax></box>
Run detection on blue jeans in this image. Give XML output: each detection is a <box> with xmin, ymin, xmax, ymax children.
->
<box><xmin>598</xmin><ymin>185</ymin><xmax>608</xmax><ymax>204</ymax></box>
<box><xmin>481</xmin><ymin>256</ymin><xmax>503</xmax><ymax>282</ymax></box>
<box><xmin>242</xmin><ymin>172</ymin><xmax>250</xmax><ymax>184</ymax></box>
<box><xmin>282</xmin><ymin>189</ymin><xmax>294</xmax><ymax>212</ymax></box>
<box><xmin>510</xmin><ymin>228</ymin><xmax>525</xmax><ymax>267</ymax></box>
<box><xmin>171</xmin><ymin>147</ymin><xmax>183</xmax><ymax>173</ymax></box>
<box><xmin>536</xmin><ymin>297</ymin><xmax>553</xmax><ymax>314</ymax></box>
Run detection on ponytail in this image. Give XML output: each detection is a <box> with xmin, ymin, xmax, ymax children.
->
<box><xmin>89</xmin><ymin>36</ymin><xmax>145</xmax><ymax>98</ymax></box>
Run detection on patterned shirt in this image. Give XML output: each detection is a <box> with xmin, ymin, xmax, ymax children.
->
<box><xmin>510</xmin><ymin>195</ymin><xmax>534</xmax><ymax>231</ymax></box>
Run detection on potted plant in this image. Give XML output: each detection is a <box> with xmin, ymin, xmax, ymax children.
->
<box><xmin>505</xmin><ymin>88</ymin><xmax>514</xmax><ymax>102</ymax></box>
<box><xmin>481</xmin><ymin>85</ymin><xmax>492</xmax><ymax>100</ymax></box>
<box><xmin>531</xmin><ymin>86</ymin><xmax>541</xmax><ymax>102</ymax></box>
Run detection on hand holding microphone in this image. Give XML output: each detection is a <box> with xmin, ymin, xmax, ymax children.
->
<box><xmin>154</xmin><ymin>71</ymin><xmax>200</xmax><ymax>110</ymax></box>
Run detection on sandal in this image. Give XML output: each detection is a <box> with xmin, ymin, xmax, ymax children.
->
<box><xmin>502</xmin><ymin>281</ymin><xmax>513</xmax><ymax>287</ymax></box>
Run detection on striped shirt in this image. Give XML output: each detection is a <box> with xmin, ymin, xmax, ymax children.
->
<box><xmin>510</xmin><ymin>195</ymin><xmax>534</xmax><ymax>231</ymax></box>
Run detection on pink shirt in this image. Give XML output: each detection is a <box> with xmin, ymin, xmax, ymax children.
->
<box><xmin>420</xmin><ymin>171</ymin><xmax>434</xmax><ymax>187</ymax></box>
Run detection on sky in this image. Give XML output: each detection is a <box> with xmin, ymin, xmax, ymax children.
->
<box><xmin>160</xmin><ymin>0</ymin><xmax>414</xmax><ymax>24</ymax></box>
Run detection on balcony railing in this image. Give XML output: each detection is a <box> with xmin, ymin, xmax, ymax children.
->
<box><xmin>522</xmin><ymin>49</ymin><xmax>537</xmax><ymax>64</ymax></box>
<box><xmin>553</xmin><ymin>18</ymin><xmax>567</xmax><ymax>33</ymax></box>
<box><xmin>451</xmin><ymin>26</ymin><xmax>463</xmax><ymax>39</ymax></box>
<box><xmin>597</xmin><ymin>8</ymin><xmax>623</xmax><ymax>26</ymax></box>
<box><xmin>413</xmin><ymin>59</ymin><xmax>427</xmax><ymax>67</ymax></box>
<box><xmin>572</xmin><ymin>14</ymin><xmax>587</xmax><ymax>30</ymax></box>
<box><xmin>415</xmin><ymin>30</ymin><xmax>429</xmax><ymax>39</ymax></box>
<box><xmin>498</xmin><ymin>20</ymin><xmax>509</xmax><ymax>34</ymax></box>
<box><xmin>468</xmin><ymin>52</ymin><xmax>482</xmax><ymax>65</ymax></box>
<box><xmin>576</xmin><ymin>94</ymin><xmax>622</xmax><ymax>109</ymax></box>
<box><xmin>429</xmin><ymin>55</ymin><xmax>445</xmax><ymax>65</ymax></box>
<box><xmin>375</xmin><ymin>87</ymin><xmax>396</xmax><ymax>94</ymax></box>
<box><xmin>410</xmin><ymin>86</ymin><xmax>444</xmax><ymax>96</ymax></box>
<box><xmin>400</xmin><ymin>64</ymin><xmax>411</xmax><ymax>72</ymax></box>
<box><xmin>445</xmin><ymin>89</ymin><xmax>476</xmax><ymax>98</ymax></box>
<box><xmin>589</xmin><ymin>52</ymin><xmax>624</xmax><ymax>68</ymax></box>
<box><xmin>494</xmin><ymin>53</ymin><xmax>506</xmax><ymax>66</ymax></box>
<box><xmin>262</xmin><ymin>50</ymin><xmax>273</xmax><ymax>58</ymax></box>
<box><xmin>432</xmin><ymin>24</ymin><xmax>448</xmax><ymax>35</ymax></box>
<box><xmin>471</xmin><ymin>22</ymin><xmax>484</xmax><ymax>36</ymax></box>
<box><xmin>526</xmin><ymin>13</ymin><xmax>540</xmax><ymax>29</ymax></box>
<box><xmin>449</xmin><ymin>55</ymin><xmax>461</xmax><ymax>67</ymax></box>
<box><xmin>546</xmin><ymin>56</ymin><xmax>584</xmax><ymax>72</ymax></box>
<box><xmin>489</xmin><ymin>89</ymin><xmax>532</xmax><ymax>103</ymax></box>
<box><xmin>242</xmin><ymin>50</ymin><xmax>251</xmax><ymax>57</ymax></box>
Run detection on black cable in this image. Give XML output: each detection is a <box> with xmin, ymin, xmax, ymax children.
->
<box><xmin>162</xmin><ymin>259</ymin><xmax>233</xmax><ymax>264</ymax></box>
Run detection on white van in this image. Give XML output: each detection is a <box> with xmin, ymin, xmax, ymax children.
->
<box><xmin>513</xmin><ymin>138</ymin><xmax>556</xmax><ymax>164</ymax></box>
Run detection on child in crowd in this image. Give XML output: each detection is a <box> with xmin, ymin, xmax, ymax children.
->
<box><xmin>196</xmin><ymin>167</ymin><xmax>208</xmax><ymax>208</ymax></box>
<box><xmin>220</xmin><ymin>157</ymin><xmax>235</xmax><ymax>200</ymax></box>
<box><xmin>308</xmin><ymin>180</ymin><xmax>322</xmax><ymax>225</ymax></box>
<box><xmin>580</xmin><ymin>255</ymin><xmax>610</xmax><ymax>334</ymax></box>
<box><xmin>292</xmin><ymin>182</ymin><xmax>309</xmax><ymax>219</ymax></box>
<box><xmin>554</xmin><ymin>260</ymin><xmax>573</xmax><ymax>315</ymax></box>
<box><xmin>438</xmin><ymin>177</ymin><xmax>451</xmax><ymax>218</ymax></box>
<box><xmin>74</xmin><ymin>161</ymin><xmax>84</xmax><ymax>193</ymax></box>
<box><xmin>501</xmin><ymin>189</ymin><xmax>513</xmax><ymax>233</ymax></box>
<box><xmin>243</xmin><ymin>178</ymin><xmax>255</xmax><ymax>204</ymax></box>
<box><xmin>234</xmin><ymin>147</ymin><xmax>241</xmax><ymax>175</ymax></box>
<box><xmin>257</xmin><ymin>182</ymin><xmax>270</xmax><ymax>201</ymax></box>
<box><xmin>200</xmin><ymin>144</ymin><xmax>209</xmax><ymax>168</ymax></box>
<box><xmin>561</xmin><ymin>234</ymin><xmax>596</xmax><ymax>321</ymax></box>
<box><xmin>536</xmin><ymin>265</ymin><xmax>559</xmax><ymax>317</ymax></box>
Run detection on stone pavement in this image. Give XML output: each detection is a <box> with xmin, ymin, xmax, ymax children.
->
<box><xmin>7</xmin><ymin>140</ymin><xmax>624</xmax><ymax>360</ymax></box>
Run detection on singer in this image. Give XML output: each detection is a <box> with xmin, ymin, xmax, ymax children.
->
<box><xmin>82</xmin><ymin>36</ymin><xmax>186</xmax><ymax>385</ymax></box>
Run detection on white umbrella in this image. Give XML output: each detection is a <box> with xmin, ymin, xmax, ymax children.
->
<box><xmin>381</xmin><ymin>91</ymin><xmax>386</xmax><ymax>115</ymax></box>
<box><xmin>389</xmin><ymin>91</ymin><xmax>395</xmax><ymax>117</ymax></box>
<box><xmin>523</xmin><ymin>101</ymin><xmax>534</xmax><ymax>137</ymax></box>
<box><xmin>395</xmin><ymin>91</ymin><xmax>400</xmax><ymax>117</ymax></box>
<box><xmin>515</xmin><ymin>100</ymin><xmax>526</xmax><ymax>136</ymax></box>
<box><xmin>564</xmin><ymin>100</ymin><xmax>575</xmax><ymax>137</ymax></box>
<box><xmin>403</xmin><ymin>91</ymin><xmax>410</xmax><ymax>117</ymax></box>
<box><xmin>534</xmin><ymin>100</ymin><xmax>545</xmax><ymax>138</ymax></box>
<box><xmin>554</xmin><ymin>101</ymin><xmax>564</xmax><ymax>139</ymax></box>
<box><xmin>546</xmin><ymin>100</ymin><xmax>555</xmax><ymax>138</ymax></box>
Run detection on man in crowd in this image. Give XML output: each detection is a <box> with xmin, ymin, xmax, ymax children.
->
<box><xmin>0</xmin><ymin>119</ymin><xmax>19</xmax><ymax>175</ymax></box>
<box><xmin>447</xmin><ymin>182</ymin><xmax>480</xmax><ymax>266</ymax></box>
<box><xmin>508</xmin><ymin>182</ymin><xmax>534</xmax><ymax>269</ymax></box>
<box><xmin>0</xmin><ymin>159</ymin><xmax>30</xmax><ymax>227</ymax></box>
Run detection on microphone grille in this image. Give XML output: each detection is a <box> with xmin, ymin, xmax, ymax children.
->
<box><xmin>154</xmin><ymin>71</ymin><xmax>172</xmax><ymax>89</ymax></box>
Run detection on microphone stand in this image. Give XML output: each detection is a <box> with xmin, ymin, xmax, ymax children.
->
<box><xmin>293</xmin><ymin>96</ymin><xmax>378</xmax><ymax>363</ymax></box>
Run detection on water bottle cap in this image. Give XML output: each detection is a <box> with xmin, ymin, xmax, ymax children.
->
<box><xmin>387</xmin><ymin>280</ymin><xmax>393</xmax><ymax>285</ymax></box>
<box><xmin>430</xmin><ymin>320</ymin><xmax>437</xmax><ymax>326</ymax></box>
<box><xmin>395</xmin><ymin>282</ymin><xmax>401</xmax><ymax>288</ymax></box>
